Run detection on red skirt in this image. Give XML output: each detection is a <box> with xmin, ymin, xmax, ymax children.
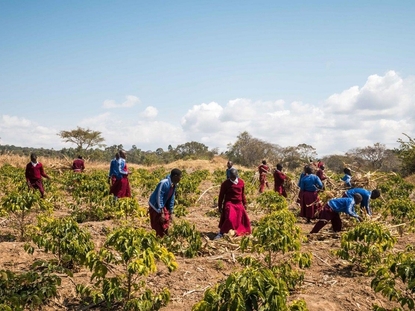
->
<box><xmin>219</xmin><ymin>202</ymin><xmax>251</xmax><ymax>236</ymax></box>
<box><xmin>149</xmin><ymin>206</ymin><xmax>170</xmax><ymax>237</ymax></box>
<box><xmin>110</xmin><ymin>177</ymin><xmax>131</xmax><ymax>198</ymax></box>
<box><xmin>300</xmin><ymin>191</ymin><xmax>321</xmax><ymax>219</ymax></box>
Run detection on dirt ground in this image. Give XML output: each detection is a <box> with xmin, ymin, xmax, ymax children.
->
<box><xmin>0</xmin><ymin>156</ymin><xmax>409</xmax><ymax>311</ymax></box>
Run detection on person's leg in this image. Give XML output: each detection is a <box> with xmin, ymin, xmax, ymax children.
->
<box><xmin>331</xmin><ymin>212</ymin><xmax>342</xmax><ymax>232</ymax></box>
<box><xmin>310</xmin><ymin>220</ymin><xmax>327</xmax><ymax>233</ymax></box>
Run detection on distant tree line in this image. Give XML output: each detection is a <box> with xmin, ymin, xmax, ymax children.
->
<box><xmin>1</xmin><ymin>127</ymin><xmax>414</xmax><ymax>176</ymax></box>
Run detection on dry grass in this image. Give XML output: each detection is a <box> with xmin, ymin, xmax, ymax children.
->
<box><xmin>0</xmin><ymin>154</ymin><xmax>241</xmax><ymax>174</ymax></box>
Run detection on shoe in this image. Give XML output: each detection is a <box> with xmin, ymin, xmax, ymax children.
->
<box><xmin>214</xmin><ymin>233</ymin><xmax>223</xmax><ymax>240</ymax></box>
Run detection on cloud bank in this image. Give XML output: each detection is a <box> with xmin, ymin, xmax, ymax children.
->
<box><xmin>1</xmin><ymin>71</ymin><xmax>414</xmax><ymax>156</ymax></box>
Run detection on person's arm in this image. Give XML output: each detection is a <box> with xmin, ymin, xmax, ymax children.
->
<box><xmin>346</xmin><ymin>201</ymin><xmax>362</xmax><ymax>221</ymax></box>
<box><xmin>39</xmin><ymin>164</ymin><xmax>50</xmax><ymax>179</ymax></box>
<box><xmin>242</xmin><ymin>183</ymin><xmax>247</xmax><ymax>208</ymax></box>
<box><xmin>218</xmin><ymin>182</ymin><xmax>226</xmax><ymax>212</ymax></box>
<box><xmin>315</xmin><ymin>175</ymin><xmax>323</xmax><ymax>190</ymax></box>
<box><xmin>363</xmin><ymin>197</ymin><xmax>372</xmax><ymax>216</ymax></box>
<box><xmin>118</xmin><ymin>160</ymin><xmax>128</xmax><ymax>176</ymax></box>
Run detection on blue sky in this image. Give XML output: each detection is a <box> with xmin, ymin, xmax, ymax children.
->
<box><xmin>1</xmin><ymin>1</ymin><xmax>414</xmax><ymax>156</ymax></box>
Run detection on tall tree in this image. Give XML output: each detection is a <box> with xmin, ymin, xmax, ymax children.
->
<box><xmin>396</xmin><ymin>133</ymin><xmax>415</xmax><ymax>176</ymax></box>
<box><xmin>58</xmin><ymin>127</ymin><xmax>105</xmax><ymax>152</ymax></box>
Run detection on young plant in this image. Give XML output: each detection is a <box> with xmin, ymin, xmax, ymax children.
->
<box><xmin>371</xmin><ymin>248</ymin><xmax>415</xmax><ymax>310</ymax></box>
<box><xmin>192</xmin><ymin>266</ymin><xmax>308</xmax><ymax>311</ymax></box>
<box><xmin>163</xmin><ymin>220</ymin><xmax>202</xmax><ymax>258</ymax></box>
<box><xmin>383</xmin><ymin>198</ymin><xmax>415</xmax><ymax>235</ymax></box>
<box><xmin>25</xmin><ymin>215</ymin><xmax>94</xmax><ymax>269</ymax></box>
<box><xmin>1</xmin><ymin>189</ymin><xmax>52</xmax><ymax>240</ymax></box>
<box><xmin>334</xmin><ymin>222</ymin><xmax>396</xmax><ymax>274</ymax></box>
<box><xmin>0</xmin><ymin>260</ymin><xmax>62</xmax><ymax>311</ymax></box>
<box><xmin>241</xmin><ymin>209</ymin><xmax>304</xmax><ymax>269</ymax></box>
<box><xmin>255</xmin><ymin>191</ymin><xmax>288</xmax><ymax>214</ymax></box>
<box><xmin>78</xmin><ymin>226</ymin><xmax>177</xmax><ymax>310</ymax></box>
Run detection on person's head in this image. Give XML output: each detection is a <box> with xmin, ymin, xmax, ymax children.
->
<box><xmin>229</xmin><ymin>168</ymin><xmax>238</xmax><ymax>181</ymax></box>
<box><xmin>305</xmin><ymin>165</ymin><xmax>314</xmax><ymax>175</ymax></box>
<box><xmin>276</xmin><ymin>163</ymin><xmax>283</xmax><ymax>171</ymax></box>
<box><xmin>344</xmin><ymin>167</ymin><xmax>352</xmax><ymax>176</ymax></box>
<box><xmin>77</xmin><ymin>155</ymin><xmax>83</xmax><ymax>159</ymax></box>
<box><xmin>371</xmin><ymin>189</ymin><xmax>381</xmax><ymax>199</ymax></box>
<box><xmin>170</xmin><ymin>168</ymin><xmax>182</xmax><ymax>185</ymax></box>
<box><xmin>262</xmin><ymin>160</ymin><xmax>266</xmax><ymax>165</ymax></box>
<box><xmin>320</xmin><ymin>165</ymin><xmax>325</xmax><ymax>170</ymax></box>
<box><xmin>353</xmin><ymin>193</ymin><xmax>363</xmax><ymax>204</ymax></box>
<box><xmin>30</xmin><ymin>153</ymin><xmax>37</xmax><ymax>163</ymax></box>
<box><xmin>227</xmin><ymin>161</ymin><xmax>233</xmax><ymax>169</ymax></box>
<box><xmin>119</xmin><ymin>150</ymin><xmax>126</xmax><ymax>159</ymax></box>
<box><xmin>115</xmin><ymin>152</ymin><xmax>120</xmax><ymax>160</ymax></box>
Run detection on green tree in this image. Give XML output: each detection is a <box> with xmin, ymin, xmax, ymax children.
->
<box><xmin>58</xmin><ymin>127</ymin><xmax>105</xmax><ymax>152</ymax></box>
<box><xmin>396</xmin><ymin>133</ymin><xmax>415</xmax><ymax>176</ymax></box>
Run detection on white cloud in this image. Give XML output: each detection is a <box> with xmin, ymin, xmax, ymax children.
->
<box><xmin>140</xmin><ymin>106</ymin><xmax>158</xmax><ymax>118</ymax></box>
<box><xmin>2</xmin><ymin>71</ymin><xmax>414</xmax><ymax>157</ymax></box>
<box><xmin>102</xmin><ymin>95</ymin><xmax>140</xmax><ymax>109</ymax></box>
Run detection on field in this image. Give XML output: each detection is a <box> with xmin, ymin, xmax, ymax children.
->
<box><xmin>0</xmin><ymin>154</ymin><xmax>414</xmax><ymax>311</ymax></box>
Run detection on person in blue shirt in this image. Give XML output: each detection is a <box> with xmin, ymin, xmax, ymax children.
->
<box><xmin>344</xmin><ymin>188</ymin><xmax>380</xmax><ymax>216</ymax></box>
<box><xmin>310</xmin><ymin>193</ymin><xmax>363</xmax><ymax>234</ymax></box>
<box><xmin>299</xmin><ymin>165</ymin><xmax>323</xmax><ymax>223</ymax></box>
<box><xmin>148</xmin><ymin>168</ymin><xmax>182</xmax><ymax>237</ymax></box>
<box><xmin>108</xmin><ymin>152</ymin><xmax>120</xmax><ymax>186</ymax></box>
<box><xmin>341</xmin><ymin>167</ymin><xmax>352</xmax><ymax>188</ymax></box>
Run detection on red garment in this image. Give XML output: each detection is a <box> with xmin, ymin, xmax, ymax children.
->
<box><xmin>72</xmin><ymin>159</ymin><xmax>85</xmax><ymax>172</ymax></box>
<box><xmin>310</xmin><ymin>203</ymin><xmax>342</xmax><ymax>233</ymax></box>
<box><xmin>317</xmin><ymin>161</ymin><xmax>324</xmax><ymax>169</ymax></box>
<box><xmin>218</xmin><ymin>179</ymin><xmax>251</xmax><ymax>236</ymax></box>
<box><xmin>25</xmin><ymin>162</ymin><xmax>49</xmax><ymax>197</ymax></box>
<box><xmin>110</xmin><ymin>162</ymin><xmax>131</xmax><ymax>198</ymax></box>
<box><xmin>110</xmin><ymin>176</ymin><xmax>131</xmax><ymax>198</ymax></box>
<box><xmin>273</xmin><ymin>170</ymin><xmax>287</xmax><ymax>197</ymax></box>
<box><xmin>149</xmin><ymin>206</ymin><xmax>171</xmax><ymax>237</ymax></box>
<box><xmin>258</xmin><ymin>164</ymin><xmax>269</xmax><ymax>193</ymax></box>
<box><xmin>299</xmin><ymin>190</ymin><xmax>321</xmax><ymax>220</ymax></box>
<box><xmin>25</xmin><ymin>162</ymin><xmax>49</xmax><ymax>181</ymax></box>
<box><xmin>316</xmin><ymin>169</ymin><xmax>326</xmax><ymax>181</ymax></box>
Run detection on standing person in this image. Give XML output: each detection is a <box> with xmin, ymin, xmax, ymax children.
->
<box><xmin>310</xmin><ymin>193</ymin><xmax>363</xmax><ymax>234</ymax></box>
<box><xmin>344</xmin><ymin>188</ymin><xmax>380</xmax><ymax>217</ymax></box>
<box><xmin>226</xmin><ymin>161</ymin><xmax>233</xmax><ymax>179</ymax></box>
<box><xmin>273</xmin><ymin>163</ymin><xmax>287</xmax><ymax>197</ymax></box>
<box><xmin>108</xmin><ymin>152</ymin><xmax>120</xmax><ymax>186</ymax></box>
<box><xmin>215</xmin><ymin>168</ymin><xmax>251</xmax><ymax>239</ymax></box>
<box><xmin>299</xmin><ymin>165</ymin><xmax>323</xmax><ymax>223</ymax></box>
<box><xmin>316</xmin><ymin>165</ymin><xmax>327</xmax><ymax>190</ymax></box>
<box><xmin>341</xmin><ymin>167</ymin><xmax>352</xmax><ymax>188</ymax></box>
<box><xmin>148</xmin><ymin>168</ymin><xmax>182</xmax><ymax>237</ymax></box>
<box><xmin>109</xmin><ymin>150</ymin><xmax>131</xmax><ymax>199</ymax></box>
<box><xmin>25</xmin><ymin>153</ymin><xmax>50</xmax><ymax>198</ymax></box>
<box><xmin>72</xmin><ymin>155</ymin><xmax>85</xmax><ymax>173</ymax></box>
<box><xmin>258</xmin><ymin>160</ymin><xmax>270</xmax><ymax>193</ymax></box>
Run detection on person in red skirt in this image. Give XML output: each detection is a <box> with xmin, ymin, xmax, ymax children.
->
<box><xmin>72</xmin><ymin>155</ymin><xmax>85</xmax><ymax>173</ymax></box>
<box><xmin>25</xmin><ymin>153</ymin><xmax>50</xmax><ymax>198</ymax></box>
<box><xmin>298</xmin><ymin>165</ymin><xmax>323</xmax><ymax>223</ymax></box>
<box><xmin>109</xmin><ymin>150</ymin><xmax>131</xmax><ymax>199</ymax></box>
<box><xmin>148</xmin><ymin>168</ymin><xmax>182</xmax><ymax>237</ymax></box>
<box><xmin>258</xmin><ymin>160</ymin><xmax>270</xmax><ymax>193</ymax></box>
<box><xmin>273</xmin><ymin>163</ymin><xmax>287</xmax><ymax>197</ymax></box>
<box><xmin>215</xmin><ymin>168</ymin><xmax>251</xmax><ymax>240</ymax></box>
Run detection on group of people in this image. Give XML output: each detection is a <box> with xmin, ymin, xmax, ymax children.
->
<box><xmin>257</xmin><ymin>160</ymin><xmax>289</xmax><ymax>197</ymax></box>
<box><xmin>295</xmin><ymin>162</ymin><xmax>381</xmax><ymax>234</ymax></box>
<box><xmin>24</xmin><ymin>152</ymin><xmax>380</xmax><ymax>239</ymax></box>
